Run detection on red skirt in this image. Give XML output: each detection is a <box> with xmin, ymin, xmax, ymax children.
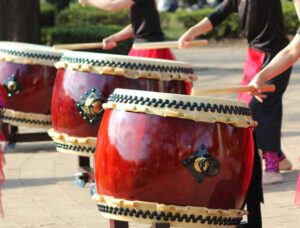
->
<box><xmin>128</xmin><ymin>48</ymin><xmax>192</xmax><ymax>94</ymax></box>
<box><xmin>128</xmin><ymin>48</ymin><xmax>176</xmax><ymax>60</ymax></box>
<box><xmin>238</xmin><ymin>48</ymin><xmax>266</xmax><ymax>105</ymax></box>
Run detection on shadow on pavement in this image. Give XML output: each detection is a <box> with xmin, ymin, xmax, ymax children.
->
<box><xmin>263</xmin><ymin>169</ymin><xmax>299</xmax><ymax>193</ymax></box>
<box><xmin>282</xmin><ymin>131</ymin><xmax>300</xmax><ymax>138</ymax></box>
<box><xmin>4</xmin><ymin>142</ymin><xmax>56</xmax><ymax>154</ymax></box>
<box><xmin>3</xmin><ymin>176</ymin><xmax>73</xmax><ymax>189</ymax></box>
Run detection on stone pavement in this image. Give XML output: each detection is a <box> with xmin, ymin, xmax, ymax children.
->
<box><xmin>1</xmin><ymin>44</ymin><xmax>300</xmax><ymax>228</ymax></box>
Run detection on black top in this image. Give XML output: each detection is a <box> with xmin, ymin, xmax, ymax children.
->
<box><xmin>130</xmin><ymin>0</ymin><xmax>165</xmax><ymax>42</ymax></box>
<box><xmin>207</xmin><ymin>0</ymin><xmax>288</xmax><ymax>53</ymax></box>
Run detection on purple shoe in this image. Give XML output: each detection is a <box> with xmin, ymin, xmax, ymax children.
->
<box><xmin>263</xmin><ymin>151</ymin><xmax>283</xmax><ymax>184</ymax></box>
<box><xmin>264</xmin><ymin>151</ymin><xmax>280</xmax><ymax>173</ymax></box>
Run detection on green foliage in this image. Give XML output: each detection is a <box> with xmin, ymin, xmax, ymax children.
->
<box><xmin>55</xmin><ymin>4</ymin><xmax>129</xmax><ymax>27</ymax></box>
<box><xmin>41</xmin><ymin>3</ymin><xmax>132</xmax><ymax>54</ymax></box>
<box><xmin>282</xmin><ymin>0</ymin><xmax>298</xmax><ymax>34</ymax></box>
<box><xmin>42</xmin><ymin>24</ymin><xmax>132</xmax><ymax>55</ymax></box>
<box><xmin>166</xmin><ymin>1</ymin><xmax>298</xmax><ymax>40</ymax></box>
<box><xmin>172</xmin><ymin>8</ymin><xmax>242</xmax><ymax>39</ymax></box>
<box><xmin>40</xmin><ymin>0</ymin><xmax>298</xmax><ymax>51</ymax></box>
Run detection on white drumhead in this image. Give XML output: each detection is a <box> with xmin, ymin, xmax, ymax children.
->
<box><xmin>55</xmin><ymin>51</ymin><xmax>195</xmax><ymax>81</ymax></box>
<box><xmin>0</xmin><ymin>41</ymin><xmax>63</xmax><ymax>66</ymax></box>
<box><xmin>103</xmin><ymin>88</ymin><xmax>256</xmax><ymax>128</ymax></box>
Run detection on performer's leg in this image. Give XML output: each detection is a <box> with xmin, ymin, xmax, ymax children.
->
<box><xmin>245</xmin><ymin>132</ymin><xmax>263</xmax><ymax>228</ymax></box>
<box><xmin>250</xmin><ymin>65</ymin><xmax>291</xmax><ymax>184</ymax></box>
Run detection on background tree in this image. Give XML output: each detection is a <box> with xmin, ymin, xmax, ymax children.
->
<box><xmin>0</xmin><ymin>0</ymin><xmax>40</xmax><ymax>43</ymax></box>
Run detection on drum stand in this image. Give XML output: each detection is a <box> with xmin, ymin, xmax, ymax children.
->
<box><xmin>3</xmin><ymin>124</ymin><xmax>51</xmax><ymax>148</ymax></box>
<box><xmin>75</xmin><ymin>156</ymin><xmax>95</xmax><ymax>195</ymax></box>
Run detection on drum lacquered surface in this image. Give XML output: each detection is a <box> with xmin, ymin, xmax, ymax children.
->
<box><xmin>95</xmin><ymin>109</ymin><xmax>254</xmax><ymax>210</ymax></box>
<box><xmin>0</xmin><ymin>61</ymin><xmax>56</xmax><ymax>114</ymax></box>
<box><xmin>51</xmin><ymin>69</ymin><xmax>188</xmax><ymax>138</ymax></box>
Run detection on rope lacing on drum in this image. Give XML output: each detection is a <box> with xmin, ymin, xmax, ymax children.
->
<box><xmin>55</xmin><ymin>142</ymin><xmax>95</xmax><ymax>154</ymax></box>
<box><xmin>60</xmin><ymin>56</ymin><xmax>193</xmax><ymax>74</ymax></box>
<box><xmin>107</xmin><ymin>94</ymin><xmax>252</xmax><ymax>116</ymax></box>
<box><xmin>3</xmin><ymin>115</ymin><xmax>52</xmax><ymax>126</ymax></box>
<box><xmin>0</xmin><ymin>49</ymin><xmax>61</xmax><ymax>61</ymax></box>
<box><xmin>97</xmin><ymin>204</ymin><xmax>242</xmax><ymax>226</ymax></box>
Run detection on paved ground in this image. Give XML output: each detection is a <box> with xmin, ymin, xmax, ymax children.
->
<box><xmin>1</xmin><ymin>44</ymin><xmax>300</xmax><ymax>228</ymax></box>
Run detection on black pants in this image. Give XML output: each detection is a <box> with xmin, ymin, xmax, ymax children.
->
<box><xmin>244</xmin><ymin>132</ymin><xmax>263</xmax><ymax>228</ymax></box>
<box><xmin>250</xmin><ymin>53</ymin><xmax>292</xmax><ymax>155</ymax></box>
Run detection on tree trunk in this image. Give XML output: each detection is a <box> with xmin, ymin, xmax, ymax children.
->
<box><xmin>0</xmin><ymin>0</ymin><xmax>40</xmax><ymax>43</ymax></box>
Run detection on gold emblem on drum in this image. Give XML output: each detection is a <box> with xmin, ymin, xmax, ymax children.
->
<box><xmin>183</xmin><ymin>145</ymin><xmax>221</xmax><ymax>183</ymax></box>
<box><xmin>3</xmin><ymin>74</ymin><xmax>20</xmax><ymax>97</ymax></box>
<box><xmin>77</xmin><ymin>88</ymin><xmax>106</xmax><ymax>125</ymax></box>
<box><xmin>193</xmin><ymin>157</ymin><xmax>210</xmax><ymax>174</ymax></box>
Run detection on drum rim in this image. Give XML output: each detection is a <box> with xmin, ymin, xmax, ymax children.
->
<box><xmin>48</xmin><ymin>128</ymin><xmax>96</xmax><ymax>157</ymax></box>
<box><xmin>0</xmin><ymin>41</ymin><xmax>63</xmax><ymax>66</ymax></box>
<box><xmin>3</xmin><ymin>108</ymin><xmax>52</xmax><ymax>128</ymax></box>
<box><xmin>103</xmin><ymin>89</ymin><xmax>257</xmax><ymax>128</ymax></box>
<box><xmin>59</xmin><ymin>50</ymin><xmax>192</xmax><ymax>66</ymax></box>
<box><xmin>94</xmin><ymin>194</ymin><xmax>247</xmax><ymax>227</ymax></box>
<box><xmin>55</xmin><ymin>51</ymin><xmax>196</xmax><ymax>82</ymax></box>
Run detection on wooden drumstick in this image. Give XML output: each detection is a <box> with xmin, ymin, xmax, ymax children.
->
<box><xmin>53</xmin><ymin>42</ymin><xmax>103</xmax><ymax>50</ymax></box>
<box><xmin>191</xmin><ymin>85</ymin><xmax>276</xmax><ymax>96</ymax></box>
<box><xmin>132</xmin><ymin>40</ymin><xmax>208</xmax><ymax>50</ymax></box>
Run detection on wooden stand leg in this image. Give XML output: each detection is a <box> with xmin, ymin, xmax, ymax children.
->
<box><xmin>79</xmin><ymin>156</ymin><xmax>90</xmax><ymax>168</ymax></box>
<box><xmin>151</xmin><ymin>223</ymin><xmax>170</xmax><ymax>228</ymax></box>
<box><xmin>2</xmin><ymin>124</ymin><xmax>51</xmax><ymax>144</ymax></box>
<box><xmin>5</xmin><ymin>124</ymin><xmax>18</xmax><ymax>144</ymax></box>
<box><xmin>109</xmin><ymin>219</ymin><xmax>129</xmax><ymax>228</ymax></box>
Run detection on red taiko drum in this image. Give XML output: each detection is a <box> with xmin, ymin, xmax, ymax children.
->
<box><xmin>0</xmin><ymin>42</ymin><xmax>63</xmax><ymax>128</ymax></box>
<box><xmin>94</xmin><ymin>89</ymin><xmax>256</xmax><ymax>227</ymax></box>
<box><xmin>48</xmin><ymin>51</ymin><xmax>195</xmax><ymax>156</ymax></box>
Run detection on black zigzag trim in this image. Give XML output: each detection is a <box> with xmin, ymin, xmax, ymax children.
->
<box><xmin>55</xmin><ymin>142</ymin><xmax>95</xmax><ymax>154</ymax></box>
<box><xmin>0</xmin><ymin>49</ymin><xmax>61</xmax><ymax>61</ymax></box>
<box><xmin>4</xmin><ymin>115</ymin><xmax>51</xmax><ymax>126</ymax></box>
<box><xmin>107</xmin><ymin>94</ymin><xmax>252</xmax><ymax>116</ymax></box>
<box><xmin>97</xmin><ymin>204</ymin><xmax>242</xmax><ymax>226</ymax></box>
<box><xmin>60</xmin><ymin>56</ymin><xmax>193</xmax><ymax>75</ymax></box>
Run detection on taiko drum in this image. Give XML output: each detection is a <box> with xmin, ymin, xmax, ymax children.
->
<box><xmin>48</xmin><ymin>52</ymin><xmax>195</xmax><ymax>156</ymax></box>
<box><xmin>94</xmin><ymin>89</ymin><xmax>256</xmax><ymax>227</ymax></box>
<box><xmin>0</xmin><ymin>42</ymin><xmax>63</xmax><ymax>128</ymax></box>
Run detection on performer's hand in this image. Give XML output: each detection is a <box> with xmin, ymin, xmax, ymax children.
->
<box><xmin>102</xmin><ymin>37</ymin><xmax>117</xmax><ymax>50</ymax></box>
<box><xmin>248</xmin><ymin>74</ymin><xmax>268</xmax><ymax>102</ymax></box>
<box><xmin>178</xmin><ymin>30</ymin><xmax>196</xmax><ymax>49</ymax></box>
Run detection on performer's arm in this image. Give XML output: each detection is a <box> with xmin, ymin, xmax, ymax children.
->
<box><xmin>102</xmin><ymin>24</ymin><xmax>134</xmax><ymax>50</ymax></box>
<box><xmin>78</xmin><ymin>0</ymin><xmax>134</xmax><ymax>12</ymax></box>
<box><xmin>179</xmin><ymin>0</ymin><xmax>236</xmax><ymax>48</ymax></box>
<box><xmin>249</xmin><ymin>34</ymin><xmax>300</xmax><ymax>100</ymax></box>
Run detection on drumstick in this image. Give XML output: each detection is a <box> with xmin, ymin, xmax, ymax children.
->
<box><xmin>132</xmin><ymin>40</ymin><xmax>208</xmax><ymax>50</ymax></box>
<box><xmin>191</xmin><ymin>85</ymin><xmax>276</xmax><ymax>96</ymax></box>
<box><xmin>53</xmin><ymin>42</ymin><xmax>103</xmax><ymax>50</ymax></box>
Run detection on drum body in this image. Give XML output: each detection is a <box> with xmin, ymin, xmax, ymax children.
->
<box><xmin>0</xmin><ymin>42</ymin><xmax>62</xmax><ymax>128</ymax></box>
<box><xmin>49</xmin><ymin>51</ymin><xmax>194</xmax><ymax>156</ymax></box>
<box><xmin>94</xmin><ymin>89</ymin><xmax>256</xmax><ymax>227</ymax></box>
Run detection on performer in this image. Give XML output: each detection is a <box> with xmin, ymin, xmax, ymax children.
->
<box><xmin>248</xmin><ymin>0</ymin><xmax>300</xmax><ymax>206</ymax></box>
<box><xmin>78</xmin><ymin>0</ymin><xmax>192</xmax><ymax>93</ymax></box>
<box><xmin>177</xmin><ymin>0</ymin><xmax>295</xmax><ymax>226</ymax></box>
<box><xmin>178</xmin><ymin>0</ymin><xmax>293</xmax><ymax>186</ymax></box>
<box><xmin>77</xmin><ymin>0</ymin><xmax>175</xmax><ymax>60</ymax></box>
